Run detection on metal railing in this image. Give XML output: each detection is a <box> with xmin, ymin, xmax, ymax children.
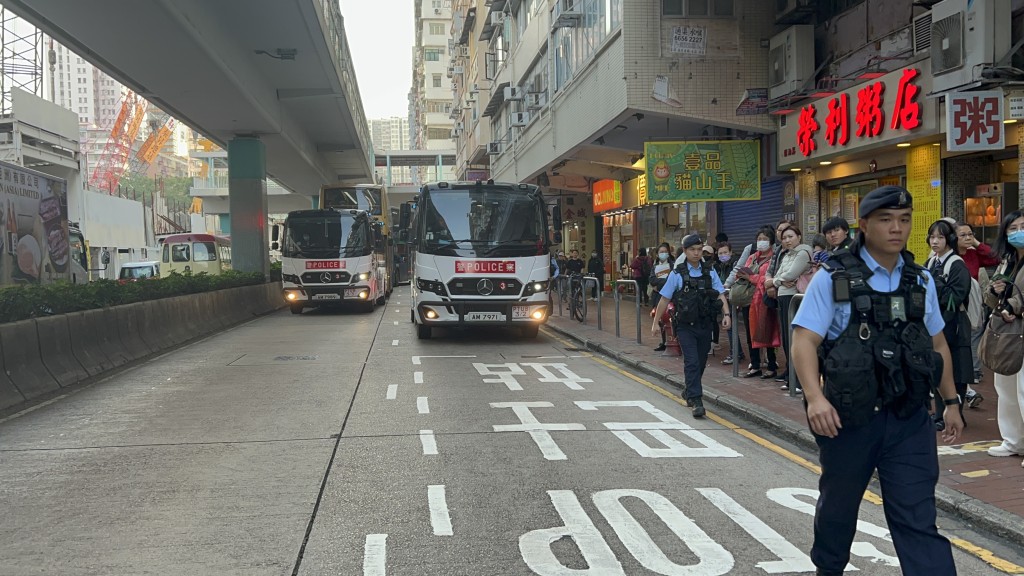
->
<box><xmin>582</xmin><ymin>276</ymin><xmax>602</xmax><ymax>330</ymax></box>
<box><xmin>785</xmin><ymin>293</ymin><xmax>804</xmax><ymax>398</ymax></box>
<box><xmin>613</xmin><ymin>279</ymin><xmax>642</xmax><ymax>344</ymax></box>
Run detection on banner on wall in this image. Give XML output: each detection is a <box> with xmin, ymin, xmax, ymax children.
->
<box><xmin>644</xmin><ymin>141</ymin><xmax>761</xmax><ymax>202</ymax></box>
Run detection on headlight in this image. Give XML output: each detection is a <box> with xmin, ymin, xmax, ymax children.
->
<box><xmin>416</xmin><ymin>278</ymin><xmax>446</xmax><ymax>295</ymax></box>
<box><xmin>524</xmin><ymin>280</ymin><xmax>549</xmax><ymax>295</ymax></box>
<box><xmin>282</xmin><ymin>273</ymin><xmax>301</xmax><ymax>284</ymax></box>
<box><xmin>358</xmin><ymin>272</ymin><xmax>369</xmax><ymax>281</ymax></box>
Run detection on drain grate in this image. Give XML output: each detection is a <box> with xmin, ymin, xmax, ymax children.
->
<box><xmin>274</xmin><ymin>355</ymin><xmax>319</xmax><ymax>361</ymax></box>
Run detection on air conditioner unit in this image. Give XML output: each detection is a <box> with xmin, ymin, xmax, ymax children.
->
<box><xmin>768</xmin><ymin>25</ymin><xmax>814</xmax><ymax>100</ymax></box>
<box><xmin>488</xmin><ymin>141</ymin><xmax>503</xmax><ymax>155</ymax></box>
<box><xmin>466</xmin><ymin>92</ymin><xmax>477</xmax><ymax>102</ymax></box>
<box><xmin>490</xmin><ymin>12</ymin><xmax>505</xmax><ymax>26</ymax></box>
<box><xmin>450</xmin><ymin>129</ymin><xmax>460</xmax><ymax>138</ymax></box>
<box><xmin>459</xmin><ymin>46</ymin><xmax>469</xmax><ymax>57</ymax></box>
<box><xmin>930</xmin><ymin>0</ymin><xmax>1011</xmax><ymax>94</ymax></box>
<box><xmin>447</xmin><ymin>67</ymin><xmax>454</xmax><ymax>78</ymax></box>
<box><xmin>553</xmin><ymin>0</ymin><xmax>582</xmax><ymax>28</ymax></box>
<box><xmin>455</xmin><ymin>121</ymin><xmax>465</xmax><ymax>130</ymax></box>
<box><xmin>448</xmin><ymin>39</ymin><xmax>455</xmax><ymax>51</ymax></box>
<box><xmin>435</xmin><ymin>8</ymin><xmax>442</xmax><ymax>14</ymax></box>
<box><xmin>509</xmin><ymin>112</ymin><xmax>529</xmax><ymax>127</ymax></box>
<box><xmin>775</xmin><ymin>0</ymin><xmax>815</xmax><ymax>25</ymax></box>
<box><xmin>526</xmin><ymin>92</ymin><xmax>546</xmax><ymax>109</ymax></box>
<box><xmin>452</xmin><ymin>65</ymin><xmax>464</xmax><ymax>75</ymax></box>
<box><xmin>913</xmin><ymin>10</ymin><xmax>933</xmax><ymax>56</ymax></box>
<box><xmin>504</xmin><ymin>86</ymin><xmax>524</xmax><ymax>101</ymax></box>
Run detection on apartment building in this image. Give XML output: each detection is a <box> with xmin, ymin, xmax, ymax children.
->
<box><xmin>411</xmin><ymin>0</ymin><xmax>456</xmax><ymax>152</ymax></box>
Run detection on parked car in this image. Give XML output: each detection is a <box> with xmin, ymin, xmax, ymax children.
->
<box><xmin>118</xmin><ymin>261</ymin><xmax>160</xmax><ymax>283</ymax></box>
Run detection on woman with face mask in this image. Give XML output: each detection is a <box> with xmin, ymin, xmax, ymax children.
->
<box><xmin>712</xmin><ymin>242</ymin><xmax>742</xmax><ymax>360</ymax></box>
<box><xmin>649</xmin><ymin>242</ymin><xmax>675</xmax><ymax>351</ymax></box>
<box><xmin>736</xmin><ymin>226</ymin><xmax>781</xmax><ymax>379</ymax></box>
<box><xmin>982</xmin><ymin>210</ymin><xmax>1024</xmax><ymax>462</ymax></box>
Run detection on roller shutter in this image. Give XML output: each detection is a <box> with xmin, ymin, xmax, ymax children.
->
<box><xmin>720</xmin><ymin>179</ymin><xmax>786</xmax><ymax>249</ymax></box>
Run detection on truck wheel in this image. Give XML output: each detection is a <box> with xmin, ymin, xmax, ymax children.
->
<box><xmin>417</xmin><ymin>324</ymin><xmax>432</xmax><ymax>340</ymax></box>
<box><xmin>290</xmin><ymin>304</ymin><xmax>303</xmax><ymax>315</ymax></box>
<box><xmin>521</xmin><ymin>324</ymin><xmax>539</xmax><ymax>339</ymax></box>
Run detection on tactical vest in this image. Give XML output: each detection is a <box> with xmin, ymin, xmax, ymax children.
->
<box><xmin>819</xmin><ymin>248</ymin><xmax>940</xmax><ymax>428</ymax></box>
<box><xmin>671</xmin><ymin>261</ymin><xmax>722</xmax><ymax>327</ymax></box>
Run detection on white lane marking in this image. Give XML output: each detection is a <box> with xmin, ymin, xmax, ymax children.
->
<box><xmin>417</xmin><ymin>396</ymin><xmax>430</xmax><ymax>414</ymax></box>
<box><xmin>413</xmin><ymin>355</ymin><xmax>476</xmax><ymax>365</ymax></box>
<box><xmin>475</xmin><ymin>362</ymin><xmax>527</xmax><ymax>390</ymax></box>
<box><xmin>392</xmin><ymin>339</ymin><xmax>399</xmax><ymax>346</ymax></box>
<box><xmin>697</xmin><ymin>488</ymin><xmax>815</xmax><ymax>573</ymax></box>
<box><xmin>394</xmin><ymin>321</ymin><xmax>399</xmax><ymax>325</ymax></box>
<box><xmin>491</xmin><ymin>402</ymin><xmax>585</xmax><ymax>460</ymax></box>
<box><xmin>428</xmin><ymin>484</ymin><xmax>454</xmax><ymax>536</ymax></box>
<box><xmin>419</xmin><ymin>430</ymin><xmax>438</xmax><ymax>455</ymax></box>
<box><xmin>519</xmin><ymin>490</ymin><xmax>624</xmax><ymax>574</ymax></box>
<box><xmin>395</xmin><ymin>309</ymin><xmax>401</xmax><ymax>313</ymax></box>
<box><xmin>386</xmin><ymin>384</ymin><xmax>398</xmax><ymax>400</ymax></box>
<box><xmin>363</xmin><ymin>534</ymin><xmax>387</xmax><ymax>575</ymax></box>
<box><xmin>414</xmin><ymin>371</ymin><xmax>424</xmax><ymax>384</ymax></box>
<box><xmin>575</xmin><ymin>401</ymin><xmax>741</xmax><ymax>459</ymax></box>
<box><xmin>522</xmin><ymin>363</ymin><xmax>593</xmax><ymax>390</ymax></box>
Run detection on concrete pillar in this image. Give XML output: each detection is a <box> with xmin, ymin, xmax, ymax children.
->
<box><xmin>228</xmin><ymin>137</ymin><xmax>268</xmax><ymax>277</ymax></box>
<box><xmin>386</xmin><ymin>154</ymin><xmax>392</xmax><ymax>186</ymax></box>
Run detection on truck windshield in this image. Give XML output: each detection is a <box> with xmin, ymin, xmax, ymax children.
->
<box><xmin>284</xmin><ymin>214</ymin><xmax>371</xmax><ymax>258</ymax></box>
<box><xmin>419</xmin><ymin>188</ymin><xmax>545</xmax><ymax>257</ymax></box>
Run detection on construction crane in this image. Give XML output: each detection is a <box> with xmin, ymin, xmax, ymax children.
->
<box><xmin>126</xmin><ymin>111</ymin><xmax>176</xmax><ymax>178</ymax></box>
<box><xmin>88</xmin><ymin>91</ymin><xmax>147</xmax><ymax>194</ymax></box>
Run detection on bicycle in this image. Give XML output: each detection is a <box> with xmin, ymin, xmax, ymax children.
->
<box><xmin>567</xmin><ymin>273</ymin><xmax>586</xmax><ymax>322</ymax></box>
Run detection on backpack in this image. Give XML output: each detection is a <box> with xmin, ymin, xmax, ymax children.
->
<box><xmin>927</xmin><ymin>253</ymin><xmax>983</xmax><ymax>331</ymax></box>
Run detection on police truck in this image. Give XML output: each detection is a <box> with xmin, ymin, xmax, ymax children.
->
<box><xmin>407</xmin><ymin>181</ymin><xmax>550</xmax><ymax>339</ymax></box>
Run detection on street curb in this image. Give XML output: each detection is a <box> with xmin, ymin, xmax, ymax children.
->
<box><xmin>543</xmin><ymin>322</ymin><xmax>1024</xmax><ymax>550</ymax></box>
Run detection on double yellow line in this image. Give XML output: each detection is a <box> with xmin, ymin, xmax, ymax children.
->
<box><xmin>542</xmin><ymin>327</ymin><xmax>1024</xmax><ymax>574</ymax></box>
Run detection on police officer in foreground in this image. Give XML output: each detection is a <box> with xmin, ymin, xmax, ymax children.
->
<box><xmin>790</xmin><ymin>186</ymin><xmax>963</xmax><ymax>576</ymax></box>
<box><xmin>651</xmin><ymin>234</ymin><xmax>731</xmax><ymax>418</ymax></box>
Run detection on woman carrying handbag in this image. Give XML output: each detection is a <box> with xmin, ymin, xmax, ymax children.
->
<box><xmin>979</xmin><ymin>210</ymin><xmax>1024</xmax><ymax>463</ymax></box>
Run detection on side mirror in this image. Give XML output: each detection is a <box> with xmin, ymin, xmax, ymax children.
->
<box><xmin>399</xmin><ymin>203</ymin><xmax>411</xmax><ymax>229</ymax></box>
<box><xmin>101</xmin><ymin>249</ymin><xmax>111</xmax><ymax>265</ymax></box>
<box><xmin>271</xmin><ymin>241</ymin><xmax>280</xmax><ymax>251</ymax></box>
<box><xmin>552</xmin><ymin>203</ymin><xmax>562</xmax><ymax>229</ymax></box>
<box><xmin>271</xmin><ymin>224</ymin><xmax>280</xmax><ymax>242</ymax></box>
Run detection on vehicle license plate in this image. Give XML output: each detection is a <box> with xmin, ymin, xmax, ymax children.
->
<box><xmin>312</xmin><ymin>293</ymin><xmax>341</xmax><ymax>301</ymax></box>
<box><xmin>344</xmin><ymin>288</ymin><xmax>361</xmax><ymax>298</ymax></box>
<box><xmin>466</xmin><ymin>312</ymin><xmax>505</xmax><ymax>321</ymax></box>
<box><xmin>512</xmin><ymin>306</ymin><xmax>531</xmax><ymax>319</ymax></box>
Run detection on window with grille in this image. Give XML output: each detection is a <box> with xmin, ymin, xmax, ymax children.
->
<box><xmin>663</xmin><ymin>0</ymin><xmax>733</xmax><ymax>16</ymax></box>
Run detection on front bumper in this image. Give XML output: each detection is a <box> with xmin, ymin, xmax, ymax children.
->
<box><xmin>416</xmin><ymin>299</ymin><xmax>549</xmax><ymax>326</ymax></box>
<box><xmin>283</xmin><ymin>284</ymin><xmax>371</xmax><ymax>304</ymax></box>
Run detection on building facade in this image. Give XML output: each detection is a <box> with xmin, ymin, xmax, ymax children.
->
<box><xmin>411</xmin><ymin>0</ymin><xmax>456</xmax><ymax>156</ymax></box>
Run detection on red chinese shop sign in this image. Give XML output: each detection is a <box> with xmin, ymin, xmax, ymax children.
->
<box><xmin>777</xmin><ymin>67</ymin><xmax>937</xmax><ymax>169</ymax></box>
<box><xmin>455</xmin><ymin>260</ymin><xmax>516</xmax><ymax>274</ymax></box>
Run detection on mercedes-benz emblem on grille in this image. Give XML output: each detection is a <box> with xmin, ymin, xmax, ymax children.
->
<box><xmin>320</xmin><ymin>272</ymin><xmax>333</xmax><ymax>283</ymax></box>
<box><xmin>477</xmin><ymin>278</ymin><xmax>494</xmax><ymax>296</ymax></box>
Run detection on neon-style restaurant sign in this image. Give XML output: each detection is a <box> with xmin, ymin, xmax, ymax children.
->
<box><xmin>779</xmin><ymin>67</ymin><xmax>934</xmax><ymax>166</ymax></box>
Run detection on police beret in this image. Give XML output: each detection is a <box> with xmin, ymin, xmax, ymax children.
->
<box><xmin>859</xmin><ymin>185</ymin><xmax>913</xmax><ymax>218</ymax></box>
<box><xmin>682</xmin><ymin>234</ymin><xmax>703</xmax><ymax>249</ymax></box>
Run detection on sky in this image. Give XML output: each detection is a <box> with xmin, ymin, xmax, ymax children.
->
<box><xmin>339</xmin><ymin>0</ymin><xmax>415</xmax><ymax>121</ymax></box>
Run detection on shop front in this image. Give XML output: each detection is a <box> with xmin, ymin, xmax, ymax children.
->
<box><xmin>777</xmin><ymin>64</ymin><xmax>942</xmax><ymax>260</ymax></box>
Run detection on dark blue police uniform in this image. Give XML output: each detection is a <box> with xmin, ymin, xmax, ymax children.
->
<box><xmin>659</xmin><ymin>236</ymin><xmax>725</xmax><ymax>417</ymax></box>
<box><xmin>792</xmin><ymin>186</ymin><xmax>957</xmax><ymax>575</ymax></box>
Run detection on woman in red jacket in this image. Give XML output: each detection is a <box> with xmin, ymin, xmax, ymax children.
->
<box><xmin>736</xmin><ymin>225</ymin><xmax>781</xmax><ymax>379</ymax></box>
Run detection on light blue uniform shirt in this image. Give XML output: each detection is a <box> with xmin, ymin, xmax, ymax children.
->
<box><xmin>792</xmin><ymin>247</ymin><xmax>945</xmax><ymax>340</ymax></box>
<box><xmin>659</xmin><ymin>261</ymin><xmax>725</xmax><ymax>299</ymax></box>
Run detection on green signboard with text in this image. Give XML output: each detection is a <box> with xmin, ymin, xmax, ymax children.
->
<box><xmin>644</xmin><ymin>141</ymin><xmax>761</xmax><ymax>202</ymax></box>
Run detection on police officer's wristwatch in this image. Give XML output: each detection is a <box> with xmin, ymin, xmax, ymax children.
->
<box><xmin>942</xmin><ymin>395</ymin><xmax>962</xmax><ymax>406</ymax></box>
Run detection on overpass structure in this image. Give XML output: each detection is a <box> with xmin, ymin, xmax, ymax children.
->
<box><xmin>5</xmin><ymin>0</ymin><xmax>374</xmax><ymax>275</ymax></box>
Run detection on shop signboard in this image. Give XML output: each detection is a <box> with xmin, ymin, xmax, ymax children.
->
<box><xmin>644</xmin><ymin>141</ymin><xmax>761</xmax><ymax>202</ymax></box>
<box><xmin>777</xmin><ymin>67</ymin><xmax>937</xmax><ymax>169</ymax></box>
<box><xmin>592</xmin><ymin>179</ymin><xmax>623</xmax><ymax>212</ymax></box>
<box><xmin>946</xmin><ymin>90</ymin><xmax>1004</xmax><ymax>152</ymax></box>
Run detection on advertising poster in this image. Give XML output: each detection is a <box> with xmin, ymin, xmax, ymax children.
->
<box><xmin>0</xmin><ymin>165</ymin><xmax>69</xmax><ymax>285</ymax></box>
<box><xmin>644</xmin><ymin>141</ymin><xmax>760</xmax><ymax>202</ymax></box>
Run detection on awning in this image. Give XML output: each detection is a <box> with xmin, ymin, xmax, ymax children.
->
<box><xmin>458</xmin><ymin>7</ymin><xmax>476</xmax><ymax>45</ymax></box>
<box><xmin>482</xmin><ymin>81</ymin><xmax>510</xmax><ymax>118</ymax></box>
<box><xmin>479</xmin><ymin>0</ymin><xmax>507</xmax><ymax>42</ymax></box>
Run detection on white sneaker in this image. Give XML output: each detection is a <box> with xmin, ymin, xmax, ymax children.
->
<box><xmin>988</xmin><ymin>444</ymin><xmax>1022</xmax><ymax>457</ymax></box>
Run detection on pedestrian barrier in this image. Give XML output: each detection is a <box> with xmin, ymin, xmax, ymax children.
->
<box><xmin>785</xmin><ymin>294</ymin><xmax>804</xmax><ymax>398</ymax></box>
<box><xmin>67</xmin><ymin>309</ymin><xmax>114</xmax><ymax>376</ymax></box>
<box><xmin>581</xmin><ymin>276</ymin><xmax>602</xmax><ymax>330</ymax></box>
<box><xmin>35</xmin><ymin>315</ymin><xmax>89</xmax><ymax>388</ymax></box>
<box><xmin>0</xmin><ymin>319</ymin><xmax>59</xmax><ymax>401</ymax></box>
<box><xmin>115</xmin><ymin>303</ymin><xmax>151</xmax><ymax>361</ymax></box>
<box><xmin>613</xmin><ymin>279</ymin><xmax>642</xmax><ymax>344</ymax></box>
<box><xmin>0</xmin><ymin>283</ymin><xmax>284</xmax><ymax>414</ymax></box>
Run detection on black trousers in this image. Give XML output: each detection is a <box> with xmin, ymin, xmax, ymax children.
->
<box><xmin>812</xmin><ymin>407</ymin><xmax>956</xmax><ymax>574</ymax></box>
<box><xmin>636</xmin><ymin>277</ymin><xmax>650</xmax><ymax>304</ymax></box>
<box><xmin>676</xmin><ymin>323</ymin><xmax>712</xmax><ymax>400</ymax></box>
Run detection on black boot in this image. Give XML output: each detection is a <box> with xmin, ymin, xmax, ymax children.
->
<box><xmin>691</xmin><ymin>397</ymin><xmax>706</xmax><ymax>418</ymax></box>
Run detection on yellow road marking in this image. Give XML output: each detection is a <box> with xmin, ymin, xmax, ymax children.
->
<box><xmin>541</xmin><ymin>327</ymin><xmax>1024</xmax><ymax>574</ymax></box>
<box><xmin>961</xmin><ymin>470</ymin><xmax>991</xmax><ymax>478</ymax></box>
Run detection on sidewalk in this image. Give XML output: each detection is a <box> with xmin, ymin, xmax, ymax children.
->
<box><xmin>544</xmin><ymin>291</ymin><xmax>1024</xmax><ymax>548</ymax></box>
